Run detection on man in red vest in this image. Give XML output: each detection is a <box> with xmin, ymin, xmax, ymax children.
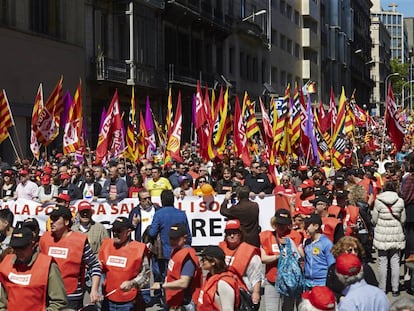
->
<box><xmin>99</xmin><ymin>217</ymin><xmax>150</xmax><ymax>311</ymax></box>
<box><xmin>152</xmin><ymin>223</ymin><xmax>201</xmax><ymax>310</ymax></box>
<box><xmin>39</xmin><ymin>205</ymin><xmax>102</xmax><ymax>310</ymax></box>
<box><xmin>0</xmin><ymin>226</ymin><xmax>68</xmax><ymax>309</ymax></box>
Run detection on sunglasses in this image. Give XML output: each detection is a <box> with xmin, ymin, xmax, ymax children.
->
<box><xmin>346</xmin><ymin>247</ymin><xmax>357</xmax><ymax>254</ymax></box>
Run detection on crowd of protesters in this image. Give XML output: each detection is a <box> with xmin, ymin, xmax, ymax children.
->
<box><xmin>3</xmin><ymin>121</ymin><xmax>414</xmax><ymax>310</ymax></box>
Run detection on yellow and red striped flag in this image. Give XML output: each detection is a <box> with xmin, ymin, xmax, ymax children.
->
<box><xmin>0</xmin><ymin>90</ymin><xmax>15</xmax><ymax>144</ymax></box>
<box><xmin>30</xmin><ymin>84</ymin><xmax>43</xmax><ymax>159</ymax></box>
<box><xmin>137</xmin><ymin>110</ymin><xmax>148</xmax><ymax>161</ymax></box>
<box><xmin>242</xmin><ymin>91</ymin><xmax>259</xmax><ymax>139</ymax></box>
<box><xmin>63</xmin><ymin>80</ymin><xmax>84</xmax><ymax>155</ymax></box>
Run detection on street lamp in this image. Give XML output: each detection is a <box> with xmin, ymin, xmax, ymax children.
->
<box><xmin>384</xmin><ymin>73</ymin><xmax>400</xmax><ymax>115</ymax></box>
<box><xmin>242</xmin><ymin>9</ymin><xmax>266</xmax><ymax>22</ymax></box>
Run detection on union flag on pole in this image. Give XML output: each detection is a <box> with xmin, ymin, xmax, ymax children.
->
<box><xmin>385</xmin><ymin>82</ymin><xmax>405</xmax><ymax>151</ymax></box>
<box><xmin>96</xmin><ymin>89</ymin><xmax>124</xmax><ymax>163</ymax></box>
<box><xmin>63</xmin><ymin>80</ymin><xmax>84</xmax><ymax>155</ymax></box>
<box><xmin>166</xmin><ymin>91</ymin><xmax>183</xmax><ymax>162</ymax></box>
<box><xmin>125</xmin><ymin>87</ymin><xmax>138</xmax><ymax>163</ymax></box>
<box><xmin>0</xmin><ymin>90</ymin><xmax>15</xmax><ymax>144</ymax></box>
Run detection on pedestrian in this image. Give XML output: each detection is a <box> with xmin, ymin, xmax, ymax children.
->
<box><xmin>197</xmin><ymin>245</ymin><xmax>240</xmax><ymax>311</ymax></box>
<box><xmin>336</xmin><ymin>253</ymin><xmax>389</xmax><ymax>311</ymax></box>
<box><xmin>372</xmin><ymin>180</ymin><xmax>406</xmax><ymax>296</ymax></box>
<box><xmin>220</xmin><ymin>186</ymin><xmax>260</xmax><ymax>247</ymax></box>
<box><xmin>0</xmin><ymin>226</ymin><xmax>68</xmax><ymax>309</ymax></box>
<box><xmin>151</xmin><ymin>223</ymin><xmax>200</xmax><ymax>310</ymax></box>
<box><xmin>99</xmin><ymin>217</ymin><xmax>150</xmax><ymax>311</ymax></box>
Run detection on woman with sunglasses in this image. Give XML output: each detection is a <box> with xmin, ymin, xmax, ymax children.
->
<box><xmin>197</xmin><ymin>245</ymin><xmax>240</xmax><ymax>311</ymax></box>
<box><xmin>325</xmin><ymin>236</ymin><xmax>378</xmax><ymax>302</ymax></box>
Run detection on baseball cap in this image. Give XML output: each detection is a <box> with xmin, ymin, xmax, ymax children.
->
<box><xmin>168</xmin><ymin>223</ymin><xmax>187</xmax><ymax>238</ymax></box>
<box><xmin>304</xmin><ymin>213</ymin><xmax>323</xmax><ymax>227</ymax></box>
<box><xmin>9</xmin><ymin>227</ymin><xmax>33</xmax><ymax>248</ymax></box>
<box><xmin>200</xmin><ymin>245</ymin><xmax>225</xmax><ymax>261</ymax></box>
<box><xmin>41</xmin><ymin>174</ymin><xmax>51</xmax><ymax>185</ymax></box>
<box><xmin>334</xmin><ymin>175</ymin><xmax>345</xmax><ymax>184</ymax></box>
<box><xmin>111</xmin><ymin>217</ymin><xmax>133</xmax><ymax>231</ymax></box>
<box><xmin>19</xmin><ymin>169</ymin><xmax>29</xmax><ymax>176</ymax></box>
<box><xmin>178</xmin><ymin>175</ymin><xmax>189</xmax><ymax>184</ymax></box>
<box><xmin>60</xmin><ymin>173</ymin><xmax>70</xmax><ymax>180</ymax></box>
<box><xmin>275</xmin><ymin>209</ymin><xmax>292</xmax><ymax>225</ymax></box>
<box><xmin>311</xmin><ymin>195</ymin><xmax>330</xmax><ymax>205</ymax></box>
<box><xmin>48</xmin><ymin>206</ymin><xmax>72</xmax><ymax>220</ymax></box>
<box><xmin>298</xmin><ymin>165</ymin><xmax>308</xmax><ymax>171</ymax></box>
<box><xmin>22</xmin><ymin>217</ymin><xmax>40</xmax><ymax>234</ymax></box>
<box><xmin>3</xmin><ymin>170</ymin><xmax>14</xmax><ymax>177</ymax></box>
<box><xmin>336</xmin><ymin>253</ymin><xmax>362</xmax><ymax>276</ymax></box>
<box><xmin>78</xmin><ymin>201</ymin><xmax>92</xmax><ymax>212</ymax></box>
<box><xmin>314</xmin><ymin>186</ymin><xmax>329</xmax><ymax>196</ymax></box>
<box><xmin>54</xmin><ymin>193</ymin><xmax>71</xmax><ymax>203</ymax></box>
<box><xmin>334</xmin><ymin>190</ymin><xmax>349</xmax><ymax>199</ymax></box>
<box><xmin>302</xmin><ymin>286</ymin><xmax>336</xmax><ymax>310</ymax></box>
<box><xmin>301</xmin><ymin>179</ymin><xmax>315</xmax><ymax>189</ymax></box>
<box><xmin>225</xmin><ymin>219</ymin><xmax>241</xmax><ymax>231</ymax></box>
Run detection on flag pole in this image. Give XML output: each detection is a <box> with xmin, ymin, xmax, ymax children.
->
<box><xmin>3</xmin><ymin>90</ymin><xmax>24</xmax><ymax>160</ymax></box>
<box><xmin>7</xmin><ymin>133</ymin><xmax>21</xmax><ymax>163</ymax></box>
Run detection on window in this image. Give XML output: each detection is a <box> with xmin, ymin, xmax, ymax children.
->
<box><xmin>253</xmin><ymin>57</ymin><xmax>258</xmax><ymax>82</ymax></box>
<box><xmin>281</xmin><ymin>71</ymin><xmax>286</xmax><ymax>86</ymax></box>
<box><xmin>247</xmin><ymin>55</ymin><xmax>251</xmax><ymax>80</ymax></box>
<box><xmin>287</xmin><ymin>39</ymin><xmax>292</xmax><ymax>54</ymax></box>
<box><xmin>272</xmin><ymin>29</ymin><xmax>278</xmax><ymax>46</ymax></box>
<box><xmin>30</xmin><ymin>0</ymin><xmax>59</xmax><ymax>37</ymax></box>
<box><xmin>262</xmin><ymin>60</ymin><xmax>267</xmax><ymax>83</ymax></box>
<box><xmin>294</xmin><ymin>10</ymin><xmax>300</xmax><ymax>26</ymax></box>
<box><xmin>280</xmin><ymin>34</ymin><xmax>286</xmax><ymax>50</ymax></box>
<box><xmin>295</xmin><ymin>43</ymin><xmax>300</xmax><ymax>58</ymax></box>
<box><xmin>286</xmin><ymin>4</ymin><xmax>292</xmax><ymax>20</ymax></box>
<box><xmin>229</xmin><ymin>47</ymin><xmax>235</xmax><ymax>74</ymax></box>
<box><xmin>280</xmin><ymin>0</ymin><xmax>286</xmax><ymax>15</ymax></box>
<box><xmin>272</xmin><ymin>67</ymin><xmax>278</xmax><ymax>85</ymax></box>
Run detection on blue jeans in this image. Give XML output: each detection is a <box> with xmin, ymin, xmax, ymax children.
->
<box><xmin>102</xmin><ymin>299</ymin><xmax>134</xmax><ymax>311</ymax></box>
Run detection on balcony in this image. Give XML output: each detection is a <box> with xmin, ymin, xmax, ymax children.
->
<box><xmin>302</xmin><ymin>28</ymin><xmax>320</xmax><ymax>50</ymax></box>
<box><xmin>168</xmin><ymin>64</ymin><xmax>215</xmax><ymax>88</ymax></box>
<box><xmin>235</xmin><ymin>20</ymin><xmax>267</xmax><ymax>47</ymax></box>
<box><xmin>301</xmin><ymin>0</ymin><xmax>319</xmax><ymax>20</ymax></box>
<box><xmin>164</xmin><ymin>0</ymin><xmax>232</xmax><ymax>38</ymax></box>
<box><xmin>95</xmin><ymin>56</ymin><xmax>166</xmax><ymax>88</ymax></box>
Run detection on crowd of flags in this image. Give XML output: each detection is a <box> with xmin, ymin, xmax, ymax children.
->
<box><xmin>0</xmin><ymin>76</ymin><xmax>407</xmax><ymax>169</ymax></box>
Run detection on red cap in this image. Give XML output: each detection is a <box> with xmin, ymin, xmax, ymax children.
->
<box><xmin>363</xmin><ymin>160</ymin><xmax>373</xmax><ymax>167</ymax></box>
<box><xmin>302</xmin><ymin>286</ymin><xmax>336</xmax><ymax>310</ymax></box>
<box><xmin>301</xmin><ymin>179</ymin><xmax>315</xmax><ymax>189</ymax></box>
<box><xmin>60</xmin><ymin>173</ymin><xmax>70</xmax><ymax>180</ymax></box>
<box><xmin>78</xmin><ymin>201</ymin><xmax>92</xmax><ymax>212</ymax></box>
<box><xmin>41</xmin><ymin>175</ymin><xmax>51</xmax><ymax>185</ymax></box>
<box><xmin>225</xmin><ymin>219</ymin><xmax>241</xmax><ymax>231</ymax></box>
<box><xmin>19</xmin><ymin>169</ymin><xmax>29</xmax><ymax>176</ymax></box>
<box><xmin>54</xmin><ymin>193</ymin><xmax>71</xmax><ymax>203</ymax></box>
<box><xmin>294</xmin><ymin>205</ymin><xmax>315</xmax><ymax>216</ymax></box>
<box><xmin>43</xmin><ymin>167</ymin><xmax>52</xmax><ymax>175</ymax></box>
<box><xmin>3</xmin><ymin>170</ymin><xmax>13</xmax><ymax>176</ymax></box>
<box><xmin>336</xmin><ymin>253</ymin><xmax>361</xmax><ymax>276</ymax></box>
<box><xmin>298</xmin><ymin>165</ymin><xmax>308</xmax><ymax>171</ymax></box>
<box><xmin>56</xmin><ymin>153</ymin><xmax>63</xmax><ymax>158</ymax></box>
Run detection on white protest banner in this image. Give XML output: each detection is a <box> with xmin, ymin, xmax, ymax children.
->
<box><xmin>1</xmin><ymin>195</ymin><xmax>277</xmax><ymax>246</ymax></box>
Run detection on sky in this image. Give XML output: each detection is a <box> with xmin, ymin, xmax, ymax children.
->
<box><xmin>382</xmin><ymin>0</ymin><xmax>414</xmax><ymax>17</ymax></box>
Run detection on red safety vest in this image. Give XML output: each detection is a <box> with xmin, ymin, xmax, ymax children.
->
<box><xmin>196</xmin><ymin>272</ymin><xmax>240</xmax><ymax>311</ymax></box>
<box><xmin>344</xmin><ymin>205</ymin><xmax>360</xmax><ymax>236</ymax></box>
<box><xmin>165</xmin><ymin>246</ymin><xmax>201</xmax><ymax>307</ymax></box>
<box><xmin>321</xmin><ymin>217</ymin><xmax>341</xmax><ymax>243</ymax></box>
<box><xmin>99</xmin><ymin>238</ymin><xmax>148</xmax><ymax>302</ymax></box>
<box><xmin>259</xmin><ymin>230</ymin><xmax>302</xmax><ymax>283</ymax></box>
<box><xmin>39</xmin><ymin>231</ymin><xmax>86</xmax><ymax>294</ymax></box>
<box><xmin>218</xmin><ymin>241</ymin><xmax>259</xmax><ymax>280</ymax></box>
<box><xmin>0</xmin><ymin>253</ymin><xmax>52</xmax><ymax>311</ymax></box>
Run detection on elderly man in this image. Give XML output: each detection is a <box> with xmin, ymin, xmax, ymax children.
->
<box><xmin>0</xmin><ymin>226</ymin><xmax>68</xmax><ymax>309</ymax></box>
<box><xmin>336</xmin><ymin>253</ymin><xmax>389</xmax><ymax>311</ymax></box>
<box><xmin>99</xmin><ymin>217</ymin><xmax>150</xmax><ymax>311</ymax></box>
<box><xmin>15</xmin><ymin>169</ymin><xmax>38</xmax><ymax>200</ymax></box>
<box><xmin>39</xmin><ymin>205</ymin><xmax>101</xmax><ymax>310</ymax></box>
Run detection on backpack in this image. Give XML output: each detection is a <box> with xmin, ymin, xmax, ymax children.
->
<box><xmin>275</xmin><ymin>237</ymin><xmax>304</xmax><ymax>297</ymax></box>
<box><xmin>238</xmin><ymin>287</ymin><xmax>256</xmax><ymax>311</ymax></box>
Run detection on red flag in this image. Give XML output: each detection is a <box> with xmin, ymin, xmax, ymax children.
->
<box><xmin>96</xmin><ymin>89</ymin><xmax>124</xmax><ymax>163</ymax></box>
<box><xmin>125</xmin><ymin>87</ymin><xmax>138</xmax><ymax>162</ymax></box>
<box><xmin>63</xmin><ymin>80</ymin><xmax>84</xmax><ymax>155</ymax></box>
<box><xmin>326</xmin><ymin>87</ymin><xmax>337</xmax><ymax>129</ymax></box>
<box><xmin>166</xmin><ymin>91</ymin><xmax>183</xmax><ymax>162</ymax></box>
<box><xmin>0</xmin><ymin>90</ymin><xmax>14</xmax><ymax>144</ymax></box>
<box><xmin>233</xmin><ymin>95</ymin><xmax>251</xmax><ymax>166</ymax></box>
<box><xmin>385</xmin><ymin>82</ymin><xmax>405</xmax><ymax>151</ymax></box>
<box><xmin>299</xmin><ymin>88</ymin><xmax>310</xmax><ymax>158</ymax></box>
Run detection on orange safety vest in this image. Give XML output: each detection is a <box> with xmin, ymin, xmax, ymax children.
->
<box><xmin>218</xmin><ymin>241</ymin><xmax>260</xmax><ymax>280</ymax></box>
<box><xmin>259</xmin><ymin>230</ymin><xmax>302</xmax><ymax>283</ymax></box>
<box><xmin>327</xmin><ymin>205</ymin><xmax>342</xmax><ymax>219</ymax></box>
<box><xmin>39</xmin><ymin>231</ymin><xmax>86</xmax><ymax>294</ymax></box>
<box><xmin>196</xmin><ymin>272</ymin><xmax>240</xmax><ymax>311</ymax></box>
<box><xmin>99</xmin><ymin>238</ymin><xmax>148</xmax><ymax>302</ymax></box>
<box><xmin>344</xmin><ymin>205</ymin><xmax>360</xmax><ymax>236</ymax></box>
<box><xmin>165</xmin><ymin>246</ymin><xmax>201</xmax><ymax>307</ymax></box>
<box><xmin>0</xmin><ymin>253</ymin><xmax>52</xmax><ymax>311</ymax></box>
<box><xmin>321</xmin><ymin>217</ymin><xmax>341</xmax><ymax>243</ymax></box>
